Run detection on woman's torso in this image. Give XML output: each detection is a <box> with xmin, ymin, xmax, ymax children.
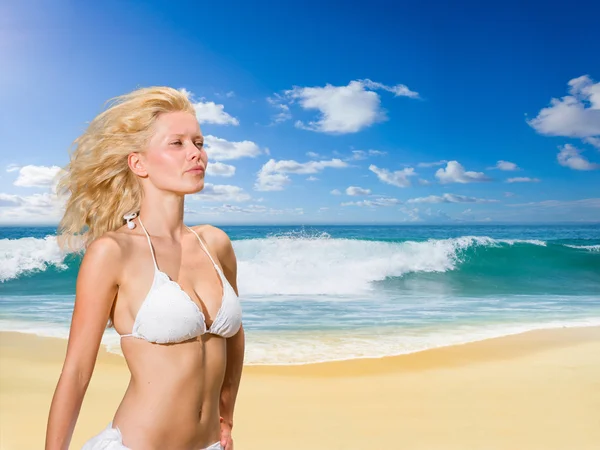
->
<box><xmin>107</xmin><ymin>224</ymin><xmax>228</xmax><ymax>449</ymax></box>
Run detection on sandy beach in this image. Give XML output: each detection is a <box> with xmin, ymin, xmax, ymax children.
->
<box><xmin>1</xmin><ymin>327</ymin><xmax>599</xmax><ymax>450</ymax></box>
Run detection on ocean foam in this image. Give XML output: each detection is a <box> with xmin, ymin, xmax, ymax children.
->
<box><xmin>0</xmin><ymin>234</ymin><xmax>557</xmax><ymax>290</ymax></box>
<box><xmin>234</xmin><ymin>235</ymin><xmax>548</xmax><ymax>296</ymax></box>
<box><xmin>500</xmin><ymin>239</ymin><xmax>547</xmax><ymax>246</ymax></box>
<box><xmin>3</xmin><ymin>317</ymin><xmax>599</xmax><ymax>365</ymax></box>
<box><xmin>564</xmin><ymin>244</ymin><xmax>600</xmax><ymax>252</ymax></box>
<box><xmin>0</xmin><ymin>236</ymin><xmax>69</xmax><ymax>282</ymax></box>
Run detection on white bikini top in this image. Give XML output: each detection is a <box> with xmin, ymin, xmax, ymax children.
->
<box><xmin>119</xmin><ymin>218</ymin><xmax>242</xmax><ymax>344</ymax></box>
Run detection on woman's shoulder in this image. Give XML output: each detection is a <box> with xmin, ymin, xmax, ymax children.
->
<box><xmin>83</xmin><ymin>226</ymin><xmax>150</xmax><ymax>285</ymax></box>
<box><xmin>190</xmin><ymin>224</ymin><xmax>230</xmax><ymax>243</ymax></box>
<box><xmin>89</xmin><ymin>225</ymin><xmax>135</xmax><ymax>251</ymax></box>
<box><xmin>83</xmin><ymin>231</ymin><xmax>123</xmax><ymax>264</ymax></box>
<box><xmin>189</xmin><ymin>224</ymin><xmax>234</xmax><ymax>258</ymax></box>
<box><xmin>76</xmin><ymin>232</ymin><xmax>125</xmax><ymax>288</ymax></box>
<box><xmin>83</xmin><ymin>226</ymin><xmax>139</xmax><ymax>267</ymax></box>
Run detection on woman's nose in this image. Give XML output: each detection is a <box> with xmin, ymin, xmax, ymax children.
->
<box><xmin>187</xmin><ymin>144</ymin><xmax>202</xmax><ymax>160</ymax></box>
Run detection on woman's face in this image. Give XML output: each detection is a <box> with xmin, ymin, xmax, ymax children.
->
<box><xmin>137</xmin><ymin>111</ymin><xmax>208</xmax><ymax>195</ymax></box>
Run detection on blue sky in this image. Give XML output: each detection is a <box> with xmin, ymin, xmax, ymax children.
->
<box><xmin>1</xmin><ymin>0</ymin><xmax>599</xmax><ymax>225</ymax></box>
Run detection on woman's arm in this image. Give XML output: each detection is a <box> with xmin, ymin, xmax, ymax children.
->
<box><xmin>208</xmin><ymin>227</ymin><xmax>245</xmax><ymax>430</ymax></box>
<box><xmin>220</xmin><ymin>325</ymin><xmax>245</xmax><ymax>429</ymax></box>
<box><xmin>45</xmin><ymin>235</ymin><xmax>122</xmax><ymax>450</ymax></box>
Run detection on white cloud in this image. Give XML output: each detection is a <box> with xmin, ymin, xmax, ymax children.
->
<box><xmin>345</xmin><ymin>149</ymin><xmax>388</xmax><ymax>161</ymax></box>
<box><xmin>0</xmin><ymin>192</ymin><xmax>57</xmax><ymax>208</ymax></box>
<box><xmin>504</xmin><ymin>192</ymin><xmax>516</xmax><ymax>197</ymax></box>
<box><xmin>435</xmin><ymin>161</ymin><xmax>490</xmax><ymax>184</ymax></box>
<box><xmin>204</xmin><ymin>204</ymin><xmax>263</xmax><ymax>214</ymax></box>
<box><xmin>399</xmin><ymin>207</ymin><xmax>422</xmax><ymax>222</ymax></box>
<box><xmin>584</xmin><ymin>136</ymin><xmax>600</xmax><ymax>149</ymax></box>
<box><xmin>417</xmin><ymin>160</ymin><xmax>447</xmax><ymax>168</ymax></box>
<box><xmin>254</xmin><ymin>170</ymin><xmax>291</xmax><ymax>192</ymax></box>
<box><xmin>492</xmin><ymin>160</ymin><xmax>519</xmax><ymax>171</ymax></box>
<box><xmin>400</xmin><ymin>206</ymin><xmax>468</xmax><ymax>223</ymax></box>
<box><xmin>348</xmin><ymin>150</ymin><xmax>368</xmax><ymax>160</ymax></box>
<box><xmin>0</xmin><ymin>193</ymin><xmax>20</xmax><ymax>206</ymax></box>
<box><xmin>289</xmin><ymin>82</ymin><xmax>382</xmax><ymax>133</ymax></box>
<box><xmin>261</xmin><ymin>158</ymin><xmax>348</xmax><ymax>174</ymax></box>
<box><xmin>341</xmin><ymin>197</ymin><xmax>400</xmax><ymax>207</ymax></box>
<box><xmin>13</xmin><ymin>165</ymin><xmax>63</xmax><ymax>188</ymax></box>
<box><xmin>557</xmin><ymin>144</ymin><xmax>600</xmax><ymax>171</ymax></box>
<box><xmin>423</xmin><ymin>208</ymin><xmax>453</xmax><ymax>221</ymax></box>
<box><xmin>255</xmin><ymin>158</ymin><xmax>348</xmax><ymax>191</ymax></box>
<box><xmin>407</xmin><ymin>193</ymin><xmax>497</xmax><ymax>204</ymax></box>
<box><xmin>306</xmin><ymin>151</ymin><xmax>322</xmax><ymax>158</ymax></box>
<box><xmin>0</xmin><ymin>192</ymin><xmax>63</xmax><ymax>223</ymax></box>
<box><xmin>330</xmin><ymin>189</ymin><xmax>342</xmax><ymax>195</ymax></box>
<box><xmin>369</xmin><ymin>164</ymin><xmax>416</xmax><ymax>187</ymax></box>
<box><xmin>527</xmin><ymin>75</ymin><xmax>600</xmax><ymax>140</ymax></box>
<box><xmin>506</xmin><ymin>177</ymin><xmax>541</xmax><ymax>183</ymax></box>
<box><xmin>225</xmin><ymin>91</ymin><xmax>235</xmax><ymax>98</ymax></box>
<box><xmin>359</xmin><ymin>79</ymin><xmax>420</xmax><ymax>98</ymax></box>
<box><xmin>418</xmin><ymin>179</ymin><xmax>431</xmax><ymax>185</ymax></box>
<box><xmin>6</xmin><ymin>164</ymin><xmax>20</xmax><ymax>172</ymax></box>
<box><xmin>1</xmin><ymin>165</ymin><xmax>67</xmax><ymax>223</ymax></box>
<box><xmin>272</xmin><ymin>79</ymin><xmax>419</xmax><ymax>134</ymax></box>
<box><xmin>218</xmin><ymin>204</ymin><xmax>267</xmax><ymax>214</ymax></box>
<box><xmin>179</xmin><ymin>88</ymin><xmax>240</xmax><ymax>125</ymax></box>
<box><xmin>306</xmin><ymin>176</ymin><xmax>319</xmax><ymax>181</ymax></box>
<box><xmin>345</xmin><ymin>186</ymin><xmax>371</xmax><ymax>196</ymax></box>
<box><xmin>267</xmin><ymin>95</ymin><xmax>292</xmax><ymax>124</ymax></box>
<box><xmin>191</xmin><ymin>183</ymin><xmax>251</xmax><ymax>202</ymax></box>
<box><xmin>193</xmin><ymin>101</ymin><xmax>239</xmax><ymax>125</ymax></box>
<box><xmin>206</xmin><ymin>162</ymin><xmax>236</xmax><ymax>177</ymax></box>
<box><xmin>204</xmin><ymin>135</ymin><xmax>263</xmax><ymax>161</ymax></box>
<box><xmin>201</xmin><ymin>204</ymin><xmax>304</xmax><ymax>216</ymax></box>
<box><xmin>508</xmin><ymin>198</ymin><xmax>600</xmax><ymax>208</ymax></box>
<box><xmin>178</xmin><ymin>88</ymin><xmax>239</xmax><ymax>126</ymax></box>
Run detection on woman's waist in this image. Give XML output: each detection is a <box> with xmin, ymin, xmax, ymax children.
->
<box><xmin>119</xmin><ymin>373</ymin><xmax>222</xmax><ymax>412</ymax></box>
<box><xmin>113</xmin><ymin>393</ymin><xmax>221</xmax><ymax>449</ymax></box>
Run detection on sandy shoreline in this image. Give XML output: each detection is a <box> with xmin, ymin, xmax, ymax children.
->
<box><xmin>1</xmin><ymin>327</ymin><xmax>599</xmax><ymax>449</ymax></box>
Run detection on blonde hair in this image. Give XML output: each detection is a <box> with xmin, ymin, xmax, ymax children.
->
<box><xmin>56</xmin><ymin>86</ymin><xmax>195</xmax><ymax>251</ymax></box>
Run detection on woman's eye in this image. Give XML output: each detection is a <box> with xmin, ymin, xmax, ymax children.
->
<box><xmin>195</xmin><ymin>142</ymin><xmax>204</xmax><ymax>148</ymax></box>
<box><xmin>170</xmin><ymin>140</ymin><xmax>182</xmax><ymax>146</ymax></box>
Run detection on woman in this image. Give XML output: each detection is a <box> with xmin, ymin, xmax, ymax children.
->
<box><xmin>45</xmin><ymin>87</ymin><xmax>245</xmax><ymax>450</ymax></box>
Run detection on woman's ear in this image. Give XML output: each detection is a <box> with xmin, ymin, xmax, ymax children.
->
<box><xmin>128</xmin><ymin>153</ymin><xmax>148</xmax><ymax>177</ymax></box>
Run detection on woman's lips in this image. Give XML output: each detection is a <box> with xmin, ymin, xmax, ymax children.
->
<box><xmin>186</xmin><ymin>166</ymin><xmax>205</xmax><ymax>174</ymax></box>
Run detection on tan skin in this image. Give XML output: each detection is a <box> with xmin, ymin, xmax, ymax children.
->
<box><xmin>45</xmin><ymin>111</ymin><xmax>244</xmax><ymax>450</ymax></box>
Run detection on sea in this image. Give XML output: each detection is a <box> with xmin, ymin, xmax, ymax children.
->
<box><xmin>1</xmin><ymin>224</ymin><xmax>599</xmax><ymax>365</ymax></box>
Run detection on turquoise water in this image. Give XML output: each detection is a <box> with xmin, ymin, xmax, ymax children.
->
<box><xmin>1</xmin><ymin>224</ymin><xmax>599</xmax><ymax>364</ymax></box>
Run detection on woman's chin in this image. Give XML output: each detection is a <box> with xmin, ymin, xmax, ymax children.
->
<box><xmin>184</xmin><ymin>179</ymin><xmax>206</xmax><ymax>195</ymax></box>
<box><xmin>165</xmin><ymin>179</ymin><xmax>206</xmax><ymax>196</ymax></box>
